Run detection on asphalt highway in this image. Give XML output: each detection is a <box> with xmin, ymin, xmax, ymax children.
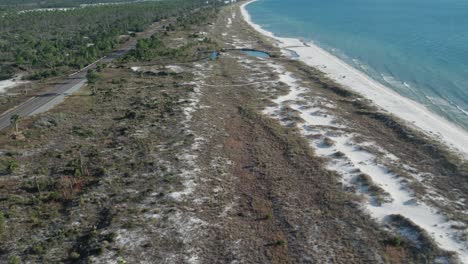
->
<box><xmin>0</xmin><ymin>30</ymin><xmax>151</xmax><ymax>131</ymax></box>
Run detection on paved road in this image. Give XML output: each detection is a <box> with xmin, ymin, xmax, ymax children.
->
<box><xmin>0</xmin><ymin>28</ymin><xmax>155</xmax><ymax>131</ymax></box>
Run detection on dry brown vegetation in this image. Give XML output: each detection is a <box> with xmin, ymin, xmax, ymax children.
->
<box><xmin>0</xmin><ymin>3</ymin><xmax>465</xmax><ymax>264</ymax></box>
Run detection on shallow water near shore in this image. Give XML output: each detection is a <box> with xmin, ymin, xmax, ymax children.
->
<box><xmin>246</xmin><ymin>0</ymin><xmax>468</xmax><ymax>131</ymax></box>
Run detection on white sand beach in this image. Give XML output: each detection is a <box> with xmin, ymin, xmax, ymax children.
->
<box><xmin>241</xmin><ymin>1</ymin><xmax>468</xmax><ymax>261</ymax></box>
<box><xmin>241</xmin><ymin>0</ymin><xmax>468</xmax><ymax>158</ymax></box>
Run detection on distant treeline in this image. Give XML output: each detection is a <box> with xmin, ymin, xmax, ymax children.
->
<box><xmin>0</xmin><ymin>0</ymin><xmax>144</xmax><ymax>8</ymax></box>
<box><xmin>0</xmin><ymin>0</ymin><xmax>217</xmax><ymax>80</ymax></box>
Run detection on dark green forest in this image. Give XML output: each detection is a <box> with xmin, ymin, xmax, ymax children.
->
<box><xmin>0</xmin><ymin>0</ymin><xmax>143</xmax><ymax>8</ymax></box>
<box><xmin>0</xmin><ymin>0</ymin><xmax>213</xmax><ymax>80</ymax></box>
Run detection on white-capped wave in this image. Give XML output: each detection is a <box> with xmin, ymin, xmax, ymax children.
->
<box><xmin>455</xmin><ymin>105</ymin><xmax>468</xmax><ymax>116</ymax></box>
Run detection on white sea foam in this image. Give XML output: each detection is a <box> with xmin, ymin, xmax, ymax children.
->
<box><xmin>454</xmin><ymin>103</ymin><xmax>468</xmax><ymax>117</ymax></box>
<box><xmin>241</xmin><ymin>0</ymin><xmax>468</xmax><ymax>158</ymax></box>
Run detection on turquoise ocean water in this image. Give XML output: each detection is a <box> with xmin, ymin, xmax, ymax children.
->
<box><xmin>245</xmin><ymin>0</ymin><xmax>468</xmax><ymax>130</ymax></box>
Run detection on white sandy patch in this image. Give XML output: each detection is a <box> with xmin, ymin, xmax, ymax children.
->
<box><xmin>261</xmin><ymin>62</ymin><xmax>467</xmax><ymax>262</ymax></box>
<box><xmin>219</xmin><ymin>202</ymin><xmax>235</xmax><ymax>218</ymax></box>
<box><xmin>163</xmin><ymin>63</ymin><xmax>212</xmax><ymax>264</ymax></box>
<box><xmin>162</xmin><ymin>65</ymin><xmax>206</xmax><ymax>263</ymax></box>
<box><xmin>18</xmin><ymin>0</ymin><xmax>154</xmax><ymax>14</ymax></box>
<box><xmin>241</xmin><ymin>0</ymin><xmax>468</xmax><ymax>158</ymax></box>
<box><xmin>83</xmin><ymin>62</ymin><xmax>215</xmax><ymax>264</ymax></box>
<box><xmin>0</xmin><ymin>78</ymin><xmax>26</xmax><ymax>93</ymax></box>
<box><xmin>168</xmin><ymin>64</ymin><xmax>208</xmax><ymax>201</ymax></box>
<box><xmin>263</xmin><ymin>65</ymin><xmax>343</xmax><ymax>128</ymax></box>
<box><xmin>18</xmin><ymin>7</ymin><xmax>75</xmax><ymax>13</ymax></box>
<box><xmin>165</xmin><ymin>65</ymin><xmax>184</xmax><ymax>73</ymax></box>
<box><xmin>167</xmin><ymin>212</ymin><xmax>208</xmax><ymax>264</ymax></box>
<box><xmin>321</xmin><ymin>135</ymin><xmax>466</xmax><ymax>253</ymax></box>
<box><xmin>168</xmin><ymin>169</ymin><xmax>199</xmax><ymax>201</ymax></box>
<box><xmin>131</xmin><ymin>65</ymin><xmax>184</xmax><ymax>74</ymax></box>
<box><xmin>115</xmin><ymin>229</ymin><xmax>146</xmax><ymax>249</ymax></box>
<box><xmin>298</xmin><ymin>106</ymin><xmax>343</xmax><ymax>128</ymax></box>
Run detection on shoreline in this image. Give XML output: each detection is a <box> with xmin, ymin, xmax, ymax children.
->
<box><xmin>239</xmin><ymin>2</ymin><xmax>467</xmax><ymax>261</ymax></box>
<box><xmin>240</xmin><ymin>0</ymin><xmax>468</xmax><ymax>158</ymax></box>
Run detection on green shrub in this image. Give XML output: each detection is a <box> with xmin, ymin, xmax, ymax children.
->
<box><xmin>275</xmin><ymin>239</ymin><xmax>286</xmax><ymax>246</ymax></box>
<box><xmin>72</xmin><ymin>126</ymin><xmax>95</xmax><ymax>138</ymax></box>
<box><xmin>0</xmin><ymin>211</ymin><xmax>5</xmax><ymax>235</ymax></box>
<box><xmin>70</xmin><ymin>251</ymin><xmax>80</xmax><ymax>260</ymax></box>
<box><xmin>32</xmin><ymin>243</ymin><xmax>45</xmax><ymax>254</ymax></box>
<box><xmin>27</xmin><ymin>69</ymin><xmax>59</xmax><ymax>80</ymax></box>
<box><xmin>6</xmin><ymin>160</ymin><xmax>19</xmax><ymax>174</ymax></box>
<box><xmin>0</xmin><ymin>65</ymin><xmax>14</xmax><ymax>81</ymax></box>
<box><xmin>86</xmin><ymin>69</ymin><xmax>99</xmax><ymax>84</ymax></box>
<box><xmin>8</xmin><ymin>256</ymin><xmax>20</xmax><ymax>264</ymax></box>
<box><xmin>387</xmin><ymin>235</ymin><xmax>403</xmax><ymax>247</ymax></box>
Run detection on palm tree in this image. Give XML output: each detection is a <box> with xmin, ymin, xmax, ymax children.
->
<box><xmin>10</xmin><ymin>114</ymin><xmax>21</xmax><ymax>134</ymax></box>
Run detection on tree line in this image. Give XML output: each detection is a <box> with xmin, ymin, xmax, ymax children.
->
<box><xmin>0</xmin><ymin>0</ymin><xmax>142</xmax><ymax>8</ymax></box>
